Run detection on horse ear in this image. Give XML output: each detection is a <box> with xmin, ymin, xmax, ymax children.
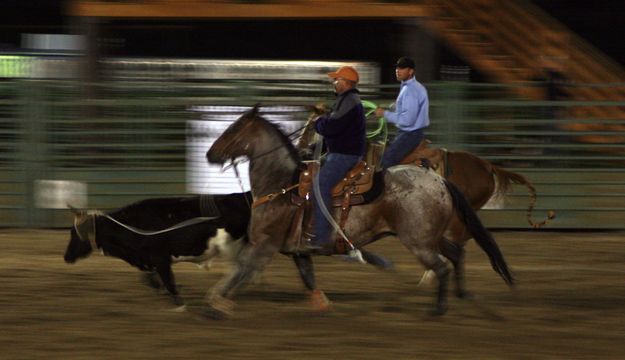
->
<box><xmin>250</xmin><ymin>103</ymin><xmax>261</xmax><ymax>117</ymax></box>
<box><xmin>311</xmin><ymin>102</ymin><xmax>329</xmax><ymax>115</ymax></box>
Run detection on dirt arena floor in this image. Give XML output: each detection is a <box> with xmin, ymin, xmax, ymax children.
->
<box><xmin>1</xmin><ymin>229</ymin><xmax>624</xmax><ymax>359</ymax></box>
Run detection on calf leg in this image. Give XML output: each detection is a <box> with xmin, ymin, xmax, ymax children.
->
<box><xmin>152</xmin><ymin>257</ymin><xmax>184</xmax><ymax>306</ymax></box>
<box><xmin>140</xmin><ymin>271</ymin><xmax>162</xmax><ymax>290</ymax></box>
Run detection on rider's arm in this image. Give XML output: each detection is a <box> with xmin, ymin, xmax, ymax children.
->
<box><xmin>314</xmin><ymin>94</ymin><xmax>360</xmax><ymax>138</ymax></box>
<box><xmin>384</xmin><ymin>85</ymin><xmax>429</xmax><ymax>131</ymax></box>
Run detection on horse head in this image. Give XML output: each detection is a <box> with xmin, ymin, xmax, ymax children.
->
<box><xmin>294</xmin><ymin>105</ymin><xmax>325</xmax><ymax>155</ymax></box>
<box><xmin>206</xmin><ymin>104</ymin><xmax>261</xmax><ymax>165</ymax></box>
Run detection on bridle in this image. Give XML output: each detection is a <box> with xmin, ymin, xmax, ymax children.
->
<box><xmin>73</xmin><ymin>211</ymin><xmax>101</xmax><ymax>251</ymax></box>
<box><xmin>212</xmin><ymin>113</ymin><xmax>309</xmax><ymax>208</ymax></box>
<box><xmin>215</xmin><ymin>116</ymin><xmax>307</xmax><ymax>171</ymax></box>
<box><xmin>213</xmin><ymin>118</ymin><xmax>257</xmax><ymax>165</ymax></box>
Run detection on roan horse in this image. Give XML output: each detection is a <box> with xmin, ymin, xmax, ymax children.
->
<box><xmin>297</xmin><ymin>109</ymin><xmax>554</xmax><ymax>292</ymax></box>
<box><xmin>205</xmin><ymin>105</ymin><xmax>514</xmax><ymax>317</ymax></box>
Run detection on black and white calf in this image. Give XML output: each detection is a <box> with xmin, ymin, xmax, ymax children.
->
<box><xmin>63</xmin><ymin>193</ymin><xmax>251</xmax><ymax>305</ymax></box>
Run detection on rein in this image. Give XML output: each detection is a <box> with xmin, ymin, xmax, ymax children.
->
<box><xmin>220</xmin><ymin>124</ymin><xmax>307</xmax><ymax>172</ymax></box>
<box><xmin>219</xmin><ymin>119</ymin><xmax>307</xmax><ymax>208</ymax></box>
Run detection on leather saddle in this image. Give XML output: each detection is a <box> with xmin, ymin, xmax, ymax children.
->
<box><xmin>399</xmin><ymin>139</ymin><xmax>448</xmax><ymax>177</ymax></box>
<box><xmin>293</xmin><ymin>142</ymin><xmax>384</xmax><ymax>208</ymax></box>
<box><xmin>286</xmin><ymin>140</ymin><xmax>446</xmax><ymax>255</ymax></box>
<box><xmin>287</xmin><ymin>144</ymin><xmax>384</xmax><ymax>255</ymax></box>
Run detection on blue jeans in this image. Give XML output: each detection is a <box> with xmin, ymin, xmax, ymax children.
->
<box><xmin>380</xmin><ymin>129</ymin><xmax>425</xmax><ymax>170</ymax></box>
<box><xmin>312</xmin><ymin>153</ymin><xmax>361</xmax><ymax>246</ymax></box>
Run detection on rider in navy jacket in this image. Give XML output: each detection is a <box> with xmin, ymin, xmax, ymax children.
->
<box><xmin>307</xmin><ymin>66</ymin><xmax>366</xmax><ymax>254</ymax></box>
<box><xmin>314</xmin><ymin>88</ymin><xmax>366</xmax><ymax>157</ymax></box>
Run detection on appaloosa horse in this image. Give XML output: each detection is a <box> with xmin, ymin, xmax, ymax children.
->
<box><xmin>297</xmin><ymin>109</ymin><xmax>554</xmax><ymax>293</ymax></box>
<box><xmin>205</xmin><ymin>105</ymin><xmax>514</xmax><ymax>317</ymax></box>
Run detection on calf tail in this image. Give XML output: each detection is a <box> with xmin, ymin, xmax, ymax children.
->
<box><xmin>443</xmin><ymin>179</ymin><xmax>515</xmax><ymax>286</ymax></box>
<box><xmin>491</xmin><ymin>165</ymin><xmax>555</xmax><ymax>229</ymax></box>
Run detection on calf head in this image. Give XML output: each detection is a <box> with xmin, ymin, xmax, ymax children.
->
<box><xmin>64</xmin><ymin>207</ymin><xmax>98</xmax><ymax>263</ymax></box>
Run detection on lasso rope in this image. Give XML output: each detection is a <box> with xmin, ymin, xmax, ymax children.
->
<box><xmin>102</xmin><ymin>214</ymin><xmax>220</xmax><ymax>236</ymax></box>
<box><xmin>361</xmin><ymin>100</ymin><xmax>388</xmax><ymax>141</ymax></box>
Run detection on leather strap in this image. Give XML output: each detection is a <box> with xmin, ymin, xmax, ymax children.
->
<box><xmin>252</xmin><ymin>183</ymin><xmax>300</xmax><ymax>209</ymax></box>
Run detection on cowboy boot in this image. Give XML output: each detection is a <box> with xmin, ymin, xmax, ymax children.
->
<box><xmin>299</xmin><ymin>228</ymin><xmax>334</xmax><ymax>256</ymax></box>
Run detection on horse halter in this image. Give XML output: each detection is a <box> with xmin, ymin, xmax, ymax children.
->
<box><xmin>73</xmin><ymin>211</ymin><xmax>101</xmax><ymax>252</ymax></box>
<box><xmin>214</xmin><ymin>114</ymin><xmax>307</xmax><ymax>170</ymax></box>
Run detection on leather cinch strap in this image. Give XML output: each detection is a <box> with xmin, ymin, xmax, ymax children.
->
<box><xmin>252</xmin><ymin>183</ymin><xmax>300</xmax><ymax>209</ymax></box>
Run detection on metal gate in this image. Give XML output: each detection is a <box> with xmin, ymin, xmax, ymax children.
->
<box><xmin>0</xmin><ymin>60</ymin><xmax>623</xmax><ymax>229</ymax></box>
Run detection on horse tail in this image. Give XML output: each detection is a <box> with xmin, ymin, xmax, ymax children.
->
<box><xmin>443</xmin><ymin>179</ymin><xmax>515</xmax><ymax>286</ymax></box>
<box><xmin>491</xmin><ymin>165</ymin><xmax>555</xmax><ymax>229</ymax></box>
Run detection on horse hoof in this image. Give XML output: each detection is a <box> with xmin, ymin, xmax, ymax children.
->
<box><xmin>202</xmin><ymin>294</ymin><xmax>235</xmax><ymax>319</ymax></box>
<box><xmin>167</xmin><ymin>304</ymin><xmax>187</xmax><ymax>313</ymax></box>
<box><xmin>199</xmin><ymin>305</ymin><xmax>229</xmax><ymax>320</ymax></box>
<box><xmin>429</xmin><ymin>302</ymin><xmax>448</xmax><ymax>316</ymax></box>
<box><xmin>456</xmin><ymin>290</ymin><xmax>474</xmax><ymax>300</ymax></box>
<box><xmin>310</xmin><ymin>290</ymin><xmax>332</xmax><ymax>312</ymax></box>
<box><xmin>417</xmin><ymin>270</ymin><xmax>437</xmax><ymax>287</ymax></box>
<box><xmin>171</xmin><ymin>295</ymin><xmax>185</xmax><ymax>306</ymax></box>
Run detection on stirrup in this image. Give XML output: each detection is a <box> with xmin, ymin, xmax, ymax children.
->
<box><xmin>298</xmin><ymin>235</ymin><xmax>332</xmax><ymax>255</ymax></box>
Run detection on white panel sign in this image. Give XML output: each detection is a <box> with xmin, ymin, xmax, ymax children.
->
<box><xmin>186</xmin><ymin>106</ymin><xmax>306</xmax><ymax>194</ymax></box>
<box><xmin>35</xmin><ymin>180</ymin><xmax>87</xmax><ymax>209</ymax></box>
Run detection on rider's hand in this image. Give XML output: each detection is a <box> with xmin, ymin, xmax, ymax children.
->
<box><xmin>375</xmin><ymin>107</ymin><xmax>385</xmax><ymax>118</ymax></box>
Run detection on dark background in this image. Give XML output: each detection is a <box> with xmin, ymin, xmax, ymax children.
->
<box><xmin>1</xmin><ymin>0</ymin><xmax>623</xmax><ymax>81</ymax></box>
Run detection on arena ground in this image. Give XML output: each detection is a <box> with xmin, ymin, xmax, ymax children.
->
<box><xmin>1</xmin><ymin>229</ymin><xmax>624</xmax><ymax>359</ymax></box>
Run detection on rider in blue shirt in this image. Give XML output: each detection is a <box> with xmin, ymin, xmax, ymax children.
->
<box><xmin>375</xmin><ymin>57</ymin><xmax>430</xmax><ymax>169</ymax></box>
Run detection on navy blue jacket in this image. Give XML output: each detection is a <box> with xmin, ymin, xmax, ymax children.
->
<box><xmin>314</xmin><ymin>89</ymin><xmax>366</xmax><ymax>156</ymax></box>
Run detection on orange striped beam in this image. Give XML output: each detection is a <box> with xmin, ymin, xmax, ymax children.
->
<box><xmin>67</xmin><ymin>1</ymin><xmax>427</xmax><ymax>19</ymax></box>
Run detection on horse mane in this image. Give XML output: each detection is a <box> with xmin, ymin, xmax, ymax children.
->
<box><xmin>250</xmin><ymin>111</ymin><xmax>303</xmax><ymax>167</ymax></box>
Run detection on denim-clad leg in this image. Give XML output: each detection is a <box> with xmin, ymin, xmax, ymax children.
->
<box><xmin>312</xmin><ymin>153</ymin><xmax>361</xmax><ymax>246</ymax></box>
<box><xmin>380</xmin><ymin>129</ymin><xmax>425</xmax><ymax>170</ymax></box>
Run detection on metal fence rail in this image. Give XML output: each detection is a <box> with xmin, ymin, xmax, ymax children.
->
<box><xmin>0</xmin><ymin>78</ymin><xmax>623</xmax><ymax>228</ymax></box>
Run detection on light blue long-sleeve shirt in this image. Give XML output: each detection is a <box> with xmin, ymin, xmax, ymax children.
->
<box><xmin>383</xmin><ymin>77</ymin><xmax>430</xmax><ymax>131</ymax></box>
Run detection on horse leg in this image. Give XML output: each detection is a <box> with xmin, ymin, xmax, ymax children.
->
<box><xmin>360</xmin><ymin>249</ymin><xmax>395</xmax><ymax>271</ymax></box>
<box><xmin>203</xmin><ymin>244</ymin><xmax>276</xmax><ymax>319</ymax></box>
<box><xmin>292</xmin><ymin>254</ymin><xmax>331</xmax><ymax>312</ymax></box>
<box><xmin>439</xmin><ymin>237</ymin><xmax>471</xmax><ymax>299</ymax></box>
<box><xmin>414</xmin><ymin>250</ymin><xmax>450</xmax><ymax>316</ymax></box>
